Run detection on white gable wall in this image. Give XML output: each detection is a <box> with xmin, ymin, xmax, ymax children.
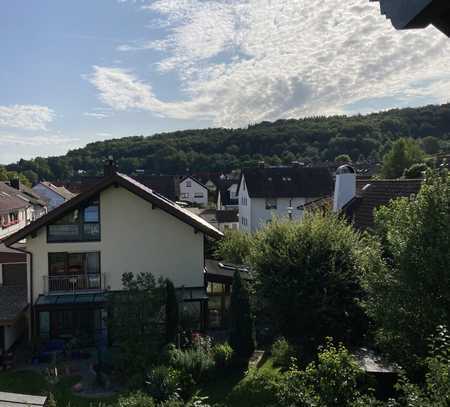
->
<box><xmin>179</xmin><ymin>178</ymin><xmax>208</xmax><ymax>206</ymax></box>
<box><xmin>26</xmin><ymin>185</ymin><xmax>205</xmax><ymax>302</ymax></box>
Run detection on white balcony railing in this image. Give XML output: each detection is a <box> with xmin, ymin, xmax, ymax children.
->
<box><xmin>43</xmin><ymin>273</ymin><xmax>105</xmax><ymax>294</ymax></box>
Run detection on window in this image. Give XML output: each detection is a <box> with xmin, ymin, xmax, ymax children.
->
<box><xmin>49</xmin><ymin>252</ymin><xmax>100</xmax><ymax>277</ymax></box>
<box><xmin>240</xmin><ymin>197</ymin><xmax>247</xmax><ymax>206</ymax></box>
<box><xmin>265</xmin><ymin>198</ymin><xmax>277</xmax><ymax>210</ymax></box>
<box><xmin>181</xmin><ymin>192</ymin><xmax>189</xmax><ymax>199</ymax></box>
<box><xmin>241</xmin><ymin>217</ymin><xmax>248</xmax><ymax>226</ymax></box>
<box><xmin>47</xmin><ymin>197</ymin><xmax>100</xmax><ymax>242</ymax></box>
<box><xmin>48</xmin><ymin>252</ymin><xmax>101</xmax><ymax>291</ymax></box>
<box><xmin>186</xmin><ymin>180</ymin><xmax>192</xmax><ymax>187</ymax></box>
<box><xmin>194</xmin><ymin>193</ymin><xmax>204</xmax><ymax>198</ymax></box>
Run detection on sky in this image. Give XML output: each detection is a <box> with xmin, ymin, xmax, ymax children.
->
<box><xmin>1</xmin><ymin>1</ymin><xmax>450</xmax><ymax>164</ymax></box>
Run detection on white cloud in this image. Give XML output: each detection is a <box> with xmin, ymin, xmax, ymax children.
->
<box><xmin>83</xmin><ymin>112</ymin><xmax>110</xmax><ymax>119</ymax></box>
<box><xmin>0</xmin><ymin>105</ymin><xmax>55</xmax><ymax>130</ymax></box>
<box><xmin>92</xmin><ymin>0</ymin><xmax>450</xmax><ymax>127</ymax></box>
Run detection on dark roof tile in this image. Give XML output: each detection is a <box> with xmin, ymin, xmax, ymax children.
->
<box><xmin>239</xmin><ymin>166</ymin><xmax>333</xmax><ymax>198</ymax></box>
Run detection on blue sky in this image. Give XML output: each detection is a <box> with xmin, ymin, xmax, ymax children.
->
<box><xmin>1</xmin><ymin>0</ymin><xmax>450</xmax><ymax>164</ymax></box>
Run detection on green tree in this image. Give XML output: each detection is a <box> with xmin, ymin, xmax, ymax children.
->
<box><xmin>365</xmin><ymin>170</ymin><xmax>450</xmax><ymax>370</ymax></box>
<box><xmin>250</xmin><ymin>213</ymin><xmax>383</xmax><ymax>353</ymax></box>
<box><xmin>380</xmin><ymin>138</ymin><xmax>425</xmax><ymax>178</ymax></box>
<box><xmin>215</xmin><ymin>229</ymin><xmax>252</xmax><ymax>265</ymax></box>
<box><xmin>107</xmin><ymin>272</ymin><xmax>166</xmax><ymax>376</ymax></box>
<box><xmin>230</xmin><ymin>271</ymin><xmax>255</xmax><ymax>359</ymax></box>
<box><xmin>165</xmin><ymin>280</ymin><xmax>179</xmax><ymax>345</ymax></box>
<box><xmin>421</xmin><ymin>136</ymin><xmax>441</xmax><ymax>155</ymax></box>
<box><xmin>335</xmin><ymin>154</ymin><xmax>352</xmax><ymax>165</ymax></box>
<box><xmin>403</xmin><ymin>162</ymin><xmax>428</xmax><ymax>179</ymax></box>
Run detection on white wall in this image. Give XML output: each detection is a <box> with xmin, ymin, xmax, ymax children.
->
<box><xmin>25</xmin><ymin>185</ymin><xmax>206</xmax><ymax>302</ymax></box>
<box><xmin>179</xmin><ymin>178</ymin><xmax>208</xmax><ymax>207</ymax></box>
<box><xmin>238</xmin><ymin>176</ymin><xmax>251</xmax><ymax>232</ymax></box>
<box><xmin>32</xmin><ymin>184</ymin><xmax>65</xmax><ymax>210</ymax></box>
<box><xmin>0</xmin><ymin>209</ymin><xmax>27</xmax><ymax>240</ymax></box>
<box><xmin>250</xmin><ymin>197</ymin><xmax>309</xmax><ymax>232</ymax></box>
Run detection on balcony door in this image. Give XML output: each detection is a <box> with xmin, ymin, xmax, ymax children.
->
<box><xmin>48</xmin><ymin>252</ymin><xmax>100</xmax><ymax>292</ymax></box>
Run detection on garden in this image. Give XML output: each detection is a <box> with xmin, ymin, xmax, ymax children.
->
<box><xmin>1</xmin><ymin>170</ymin><xmax>449</xmax><ymax>406</ymax></box>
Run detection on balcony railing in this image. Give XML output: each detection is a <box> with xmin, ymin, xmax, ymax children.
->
<box><xmin>43</xmin><ymin>273</ymin><xmax>105</xmax><ymax>294</ymax></box>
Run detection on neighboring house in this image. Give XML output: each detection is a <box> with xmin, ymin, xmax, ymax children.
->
<box><xmin>333</xmin><ymin>164</ymin><xmax>422</xmax><ymax>231</ymax></box>
<box><xmin>216</xmin><ymin>209</ymin><xmax>239</xmax><ymax>231</ymax></box>
<box><xmin>33</xmin><ymin>182</ymin><xmax>75</xmax><ymax>211</ymax></box>
<box><xmin>191</xmin><ymin>208</ymin><xmax>239</xmax><ymax>232</ymax></box>
<box><xmin>0</xmin><ymin>183</ymin><xmax>35</xmax><ymax>353</ymax></box>
<box><xmin>64</xmin><ymin>175</ymin><xmax>180</xmax><ymax>202</ymax></box>
<box><xmin>3</xmin><ymin>169</ymin><xmax>222</xmax><ymax>343</ymax></box>
<box><xmin>179</xmin><ymin>176</ymin><xmax>209</xmax><ymax>207</ymax></box>
<box><xmin>216</xmin><ymin>179</ymin><xmax>239</xmax><ymax>210</ymax></box>
<box><xmin>372</xmin><ymin>0</ymin><xmax>450</xmax><ymax>36</ymax></box>
<box><xmin>237</xmin><ymin>165</ymin><xmax>334</xmax><ymax>232</ymax></box>
<box><xmin>5</xmin><ymin>180</ymin><xmax>47</xmax><ymax>221</ymax></box>
<box><xmin>0</xmin><ymin>185</ymin><xmax>29</xmax><ymax>240</ymax></box>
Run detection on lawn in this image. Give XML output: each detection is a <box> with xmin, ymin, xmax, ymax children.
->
<box><xmin>0</xmin><ymin>370</ymin><xmax>117</xmax><ymax>407</ymax></box>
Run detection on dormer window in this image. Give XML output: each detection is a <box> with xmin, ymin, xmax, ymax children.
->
<box><xmin>47</xmin><ymin>196</ymin><xmax>100</xmax><ymax>242</ymax></box>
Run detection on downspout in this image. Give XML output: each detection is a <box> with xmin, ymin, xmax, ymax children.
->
<box><xmin>5</xmin><ymin>243</ymin><xmax>34</xmax><ymax>343</ymax></box>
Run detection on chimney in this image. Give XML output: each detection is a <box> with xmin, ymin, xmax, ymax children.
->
<box><xmin>10</xmin><ymin>178</ymin><xmax>20</xmax><ymax>190</ymax></box>
<box><xmin>103</xmin><ymin>156</ymin><xmax>118</xmax><ymax>177</ymax></box>
<box><xmin>333</xmin><ymin>165</ymin><xmax>356</xmax><ymax>212</ymax></box>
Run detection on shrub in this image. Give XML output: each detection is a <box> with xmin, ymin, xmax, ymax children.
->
<box><xmin>117</xmin><ymin>391</ymin><xmax>156</xmax><ymax>407</ymax></box>
<box><xmin>277</xmin><ymin>340</ymin><xmax>374</xmax><ymax>407</ymax></box>
<box><xmin>228</xmin><ymin>367</ymin><xmax>282</xmax><ymax>406</ymax></box>
<box><xmin>271</xmin><ymin>338</ymin><xmax>296</xmax><ymax>369</ymax></box>
<box><xmin>168</xmin><ymin>346</ymin><xmax>214</xmax><ymax>383</ymax></box>
<box><xmin>212</xmin><ymin>343</ymin><xmax>234</xmax><ymax>369</ymax></box>
<box><xmin>146</xmin><ymin>365</ymin><xmax>181</xmax><ymax>402</ymax></box>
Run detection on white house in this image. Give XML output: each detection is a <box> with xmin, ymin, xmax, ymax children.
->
<box><xmin>216</xmin><ymin>179</ymin><xmax>239</xmax><ymax>211</ymax></box>
<box><xmin>179</xmin><ymin>176</ymin><xmax>209</xmax><ymax>207</ymax></box>
<box><xmin>237</xmin><ymin>165</ymin><xmax>334</xmax><ymax>233</ymax></box>
<box><xmin>3</xmin><ymin>169</ymin><xmax>222</xmax><ymax>343</ymax></box>
<box><xmin>32</xmin><ymin>182</ymin><xmax>75</xmax><ymax>211</ymax></box>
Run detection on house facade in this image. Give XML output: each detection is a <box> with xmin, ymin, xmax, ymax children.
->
<box><xmin>216</xmin><ymin>179</ymin><xmax>239</xmax><ymax>211</ymax></box>
<box><xmin>32</xmin><ymin>182</ymin><xmax>75</xmax><ymax>211</ymax></box>
<box><xmin>4</xmin><ymin>171</ymin><xmax>222</xmax><ymax>343</ymax></box>
<box><xmin>238</xmin><ymin>166</ymin><xmax>334</xmax><ymax>233</ymax></box>
<box><xmin>179</xmin><ymin>176</ymin><xmax>209</xmax><ymax>207</ymax></box>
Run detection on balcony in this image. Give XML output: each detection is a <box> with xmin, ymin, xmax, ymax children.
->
<box><xmin>43</xmin><ymin>273</ymin><xmax>106</xmax><ymax>294</ymax></box>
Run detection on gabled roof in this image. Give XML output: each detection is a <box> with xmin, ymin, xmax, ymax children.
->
<box><xmin>37</xmin><ymin>182</ymin><xmax>76</xmax><ymax>200</ymax></box>
<box><xmin>0</xmin><ymin>183</ymin><xmax>29</xmax><ymax>214</ymax></box>
<box><xmin>216</xmin><ymin>179</ymin><xmax>239</xmax><ymax>207</ymax></box>
<box><xmin>3</xmin><ymin>172</ymin><xmax>223</xmax><ymax>246</ymax></box>
<box><xmin>3</xmin><ymin>181</ymin><xmax>47</xmax><ymax>207</ymax></box>
<box><xmin>238</xmin><ymin>166</ymin><xmax>333</xmax><ymax>199</ymax></box>
<box><xmin>343</xmin><ymin>179</ymin><xmax>422</xmax><ymax>231</ymax></box>
<box><xmin>179</xmin><ymin>175</ymin><xmax>208</xmax><ymax>190</ymax></box>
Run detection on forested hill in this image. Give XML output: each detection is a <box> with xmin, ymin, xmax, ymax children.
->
<box><xmin>6</xmin><ymin>103</ymin><xmax>450</xmax><ymax>182</ymax></box>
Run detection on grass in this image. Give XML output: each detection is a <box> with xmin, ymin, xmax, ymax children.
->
<box><xmin>199</xmin><ymin>357</ymin><xmax>282</xmax><ymax>407</ymax></box>
<box><xmin>0</xmin><ymin>370</ymin><xmax>117</xmax><ymax>407</ymax></box>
